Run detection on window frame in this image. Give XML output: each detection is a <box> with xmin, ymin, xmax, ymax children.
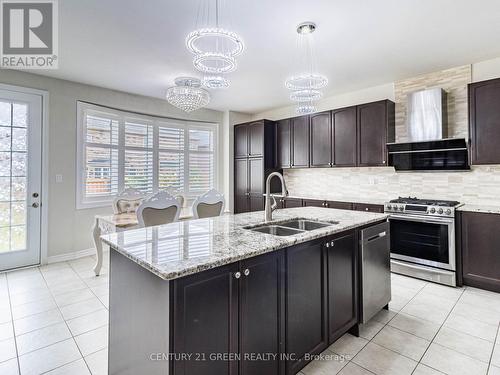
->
<box><xmin>76</xmin><ymin>102</ymin><xmax>218</xmax><ymax>209</ymax></box>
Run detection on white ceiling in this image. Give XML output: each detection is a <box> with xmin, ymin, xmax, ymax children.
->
<box><xmin>33</xmin><ymin>0</ymin><xmax>500</xmax><ymax>114</ymax></box>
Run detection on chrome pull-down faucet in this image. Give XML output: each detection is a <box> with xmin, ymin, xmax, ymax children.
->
<box><xmin>265</xmin><ymin>172</ymin><xmax>288</xmax><ymax>222</ymax></box>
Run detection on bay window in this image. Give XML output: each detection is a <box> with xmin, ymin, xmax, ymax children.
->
<box><xmin>76</xmin><ymin>102</ymin><xmax>218</xmax><ymax>209</ymax></box>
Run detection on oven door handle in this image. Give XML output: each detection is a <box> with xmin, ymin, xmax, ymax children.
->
<box><xmin>388</xmin><ymin>214</ymin><xmax>454</xmax><ymax>225</ymax></box>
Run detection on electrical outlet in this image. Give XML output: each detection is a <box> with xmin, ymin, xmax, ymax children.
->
<box><xmin>55</xmin><ymin>174</ymin><xmax>63</xmax><ymax>183</ymax></box>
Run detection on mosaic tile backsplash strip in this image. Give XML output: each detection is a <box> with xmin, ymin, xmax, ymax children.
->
<box><xmin>395</xmin><ymin>65</ymin><xmax>471</xmax><ymax>142</ymax></box>
<box><xmin>284</xmin><ymin>166</ymin><xmax>500</xmax><ymax>205</ymax></box>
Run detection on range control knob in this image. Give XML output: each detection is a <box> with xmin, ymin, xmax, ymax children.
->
<box><xmin>438</xmin><ymin>208</ymin><xmax>444</xmax><ymax>214</ymax></box>
<box><xmin>430</xmin><ymin>207</ymin><xmax>436</xmax><ymax>214</ymax></box>
<box><xmin>386</xmin><ymin>205</ymin><xmax>392</xmax><ymax>211</ymax></box>
<box><xmin>446</xmin><ymin>209</ymin><xmax>452</xmax><ymax>215</ymax></box>
<box><xmin>399</xmin><ymin>206</ymin><xmax>404</xmax><ymax>211</ymax></box>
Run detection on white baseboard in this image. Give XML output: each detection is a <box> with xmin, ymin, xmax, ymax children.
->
<box><xmin>47</xmin><ymin>247</ymin><xmax>103</xmax><ymax>264</ymax></box>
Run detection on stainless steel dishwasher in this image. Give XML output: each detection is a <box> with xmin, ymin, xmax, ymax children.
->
<box><xmin>360</xmin><ymin>221</ymin><xmax>391</xmax><ymax>323</ymax></box>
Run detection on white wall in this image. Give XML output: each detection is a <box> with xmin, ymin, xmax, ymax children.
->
<box><xmin>472</xmin><ymin>56</ymin><xmax>500</xmax><ymax>82</ymax></box>
<box><xmin>251</xmin><ymin>83</ymin><xmax>395</xmax><ymax>121</ymax></box>
<box><xmin>0</xmin><ymin>70</ymin><xmax>224</xmax><ymax>261</ymax></box>
<box><xmin>252</xmin><ymin>56</ymin><xmax>500</xmax><ymax>121</ymax></box>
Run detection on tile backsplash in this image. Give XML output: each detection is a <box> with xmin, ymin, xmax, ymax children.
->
<box><xmin>284</xmin><ymin>166</ymin><xmax>500</xmax><ymax>205</ymax></box>
<box><xmin>395</xmin><ymin>65</ymin><xmax>471</xmax><ymax>142</ymax></box>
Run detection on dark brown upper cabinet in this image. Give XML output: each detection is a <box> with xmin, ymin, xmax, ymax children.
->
<box><xmin>234</xmin><ymin>124</ymin><xmax>249</xmax><ymax>158</ymax></box>
<box><xmin>310</xmin><ymin>111</ymin><xmax>332</xmax><ymax>167</ymax></box>
<box><xmin>357</xmin><ymin>100</ymin><xmax>395</xmax><ymax>167</ymax></box>
<box><xmin>276</xmin><ymin>119</ymin><xmax>291</xmax><ymax>168</ymax></box>
<box><xmin>273</xmin><ymin>99</ymin><xmax>394</xmax><ymax>170</ymax></box>
<box><xmin>233</xmin><ymin>120</ymin><xmax>278</xmax><ymax>214</ymax></box>
<box><xmin>248</xmin><ymin>121</ymin><xmax>264</xmax><ymax>157</ymax></box>
<box><xmin>469</xmin><ymin>78</ymin><xmax>500</xmax><ymax>165</ymax></box>
<box><xmin>332</xmin><ymin>106</ymin><xmax>357</xmax><ymax>167</ymax></box>
<box><xmin>291</xmin><ymin>115</ymin><xmax>310</xmax><ymax>168</ymax></box>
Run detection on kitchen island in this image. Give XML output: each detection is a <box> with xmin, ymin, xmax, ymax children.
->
<box><xmin>102</xmin><ymin>207</ymin><xmax>389</xmax><ymax>375</ymax></box>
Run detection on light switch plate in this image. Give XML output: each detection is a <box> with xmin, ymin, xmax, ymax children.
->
<box><xmin>55</xmin><ymin>174</ymin><xmax>63</xmax><ymax>183</ymax></box>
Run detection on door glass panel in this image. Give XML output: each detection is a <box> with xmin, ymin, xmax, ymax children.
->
<box><xmin>0</xmin><ymin>127</ymin><xmax>11</xmax><ymax>151</ymax></box>
<box><xmin>0</xmin><ymin>101</ymin><xmax>28</xmax><ymax>254</ymax></box>
<box><xmin>390</xmin><ymin>219</ymin><xmax>449</xmax><ymax>264</ymax></box>
<box><xmin>12</xmin><ymin>128</ymin><xmax>27</xmax><ymax>151</ymax></box>
<box><xmin>12</xmin><ymin>103</ymin><xmax>27</xmax><ymax>127</ymax></box>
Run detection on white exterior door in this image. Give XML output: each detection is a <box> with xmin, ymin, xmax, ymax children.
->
<box><xmin>0</xmin><ymin>89</ymin><xmax>42</xmax><ymax>271</ymax></box>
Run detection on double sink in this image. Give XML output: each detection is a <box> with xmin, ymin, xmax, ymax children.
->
<box><xmin>245</xmin><ymin>219</ymin><xmax>338</xmax><ymax>236</ymax></box>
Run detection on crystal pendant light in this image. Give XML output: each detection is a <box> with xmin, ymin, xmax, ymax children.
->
<box><xmin>166</xmin><ymin>77</ymin><xmax>210</xmax><ymax>112</ymax></box>
<box><xmin>186</xmin><ymin>0</ymin><xmax>244</xmax><ymax>86</ymax></box>
<box><xmin>202</xmin><ymin>75</ymin><xmax>230</xmax><ymax>89</ymax></box>
<box><xmin>285</xmin><ymin>22</ymin><xmax>328</xmax><ymax>113</ymax></box>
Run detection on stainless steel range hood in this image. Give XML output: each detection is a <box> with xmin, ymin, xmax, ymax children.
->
<box><xmin>407</xmin><ymin>88</ymin><xmax>447</xmax><ymax>142</ymax></box>
<box><xmin>387</xmin><ymin>88</ymin><xmax>469</xmax><ymax>171</ymax></box>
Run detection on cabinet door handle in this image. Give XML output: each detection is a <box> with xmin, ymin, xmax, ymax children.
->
<box><xmin>330</xmin><ymin>241</ymin><xmax>335</xmax><ymax>247</ymax></box>
<box><xmin>234</xmin><ymin>272</ymin><xmax>241</xmax><ymax>279</ymax></box>
<box><xmin>325</xmin><ymin>243</ymin><xmax>330</xmax><ymax>248</ymax></box>
<box><xmin>243</xmin><ymin>268</ymin><xmax>250</xmax><ymax>276</ymax></box>
<box><xmin>365</xmin><ymin>207</ymin><xmax>369</xmax><ymax>211</ymax></box>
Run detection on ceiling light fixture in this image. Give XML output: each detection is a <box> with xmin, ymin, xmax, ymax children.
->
<box><xmin>202</xmin><ymin>75</ymin><xmax>230</xmax><ymax>89</ymax></box>
<box><xmin>166</xmin><ymin>77</ymin><xmax>210</xmax><ymax>112</ymax></box>
<box><xmin>186</xmin><ymin>0</ymin><xmax>243</xmax><ymax>87</ymax></box>
<box><xmin>290</xmin><ymin>89</ymin><xmax>323</xmax><ymax>102</ymax></box>
<box><xmin>285</xmin><ymin>22</ymin><xmax>328</xmax><ymax>114</ymax></box>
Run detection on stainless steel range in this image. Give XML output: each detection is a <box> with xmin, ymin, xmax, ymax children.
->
<box><xmin>384</xmin><ymin>197</ymin><xmax>462</xmax><ymax>286</ymax></box>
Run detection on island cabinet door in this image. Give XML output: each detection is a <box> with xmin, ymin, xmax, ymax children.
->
<box><xmin>239</xmin><ymin>251</ymin><xmax>285</xmax><ymax>375</ymax></box>
<box><xmin>172</xmin><ymin>263</ymin><xmax>240</xmax><ymax>375</ymax></box>
<box><xmin>285</xmin><ymin>239</ymin><xmax>328</xmax><ymax>375</ymax></box>
<box><xmin>327</xmin><ymin>231</ymin><xmax>358</xmax><ymax>343</ymax></box>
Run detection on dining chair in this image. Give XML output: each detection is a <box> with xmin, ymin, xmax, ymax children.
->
<box><xmin>192</xmin><ymin>189</ymin><xmax>225</xmax><ymax>219</ymax></box>
<box><xmin>136</xmin><ymin>190</ymin><xmax>181</xmax><ymax>227</ymax></box>
<box><xmin>164</xmin><ymin>187</ymin><xmax>185</xmax><ymax>208</ymax></box>
<box><xmin>112</xmin><ymin>187</ymin><xmax>145</xmax><ymax>214</ymax></box>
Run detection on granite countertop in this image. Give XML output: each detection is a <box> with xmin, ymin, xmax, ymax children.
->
<box><xmin>101</xmin><ymin>207</ymin><xmax>388</xmax><ymax>281</ymax></box>
<box><xmin>457</xmin><ymin>204</ymin><xmax>500</xmax><ymax>215</ymax></box>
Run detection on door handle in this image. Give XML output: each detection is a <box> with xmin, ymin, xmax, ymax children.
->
<box><xmin>32</xmin><ymin>192</ymin><xmax>39</xmax><ymax>198</ymax></box>
<box><xmin>32</xmin><ymin>202</ymin><xmax>40</xmax><ymax>208</ymax></box>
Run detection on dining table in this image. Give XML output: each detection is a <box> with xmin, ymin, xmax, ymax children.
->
<box><xmin>92</xmin><ymin>208</ymin><xmax>193</xmax><ymax>276</ymax></box>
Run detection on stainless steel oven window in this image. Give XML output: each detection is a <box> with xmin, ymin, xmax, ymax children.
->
<box><xmin>388</xmin><ymin>214</ymin><xmax>455</xmax><ymax>271</ymax></box>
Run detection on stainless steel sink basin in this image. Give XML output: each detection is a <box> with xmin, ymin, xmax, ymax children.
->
<box><xmin>249</xmin><ymin>225</ymin><xmax>304</xmax><ymax>236</ymax></box>
<box><xmin>245</xmin><ymin>219</ymin><xmax>337</xmax><ymax>237</ymax></box>
<box><xmin>279</xmin><ymin>219</ymin><xmax>337</xmax><ymax>231</ymax></box>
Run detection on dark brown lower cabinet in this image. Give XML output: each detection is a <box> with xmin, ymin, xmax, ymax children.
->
<box><xmin>240</xmin><ymin>252</ymin><xmax>284</xmax><ymax>375</ymax></box>
<box><xmin>171</xmin><ymin>230</ymin><xmax>365</xmax><ymax>375</ymax></box>
<box><xmin>353</xmin><ymin>203</ymin><xmax>384</xmax><ymax>213</ymax></box>
<box><xmin>285</xmin><ymin>239</ymin><xmax>328</xmax><ymax>374</ymax></box>
<box><xmin>326</xmin><ymin>201</ymin><xmax>353</xmax><ymax>210</ymax></box>
<box><xmin>172</xmin><ymin>253</ymin><xmax>284</xmax><ymax>375</ymax></box>
<box><xmin>328</xmin><ymin>231</ymin><xmax>358</xmax><ymax>342</ymax></box>
<box><xmin>172</xmin><ymin>263</ymin><xmax>240</xmax><ymax>375</ymax></box>
<box><xmin>460</xmin><ymin>212</ymin><xmax>500</xmax><ymax>292</ymax></box>
<box><xmin>283</xmin><ymin>198</ymin><xmax>303</xmax><ymax>208</ymax></box>
<box><xmin>303</xmin><ymin>199</ymin><xmax>325</xmax><ymax>207</ymax></box>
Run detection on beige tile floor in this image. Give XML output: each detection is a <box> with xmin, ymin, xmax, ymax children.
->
<box><xmin>1</xmin><ymin>253</ymin><xmax>500</xmax><ymax>375</ymax></box>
